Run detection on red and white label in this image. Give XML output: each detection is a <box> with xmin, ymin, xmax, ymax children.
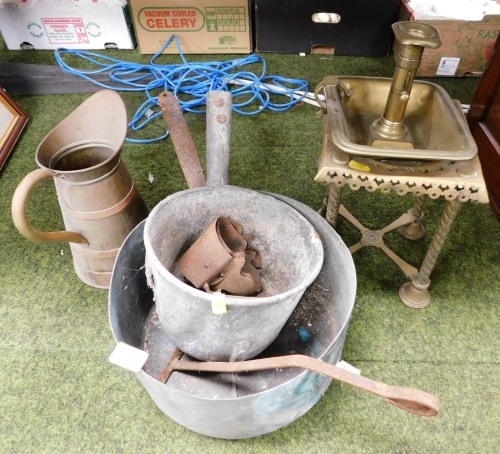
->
<box><xmin>41</xmin><ymin>18</ymin><xmax>89</xmax><ymax>44</ymax></box>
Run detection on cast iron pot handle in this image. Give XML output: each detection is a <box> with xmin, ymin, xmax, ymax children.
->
<box><xmin>11</xmin><ymin>168</ymin><xmax>87</xmax><ymax>244</ymax></box>
<box><xmin>160</xmin><ymin>352</ymin><xmax>439</xmax><ymax>417</ymax></box>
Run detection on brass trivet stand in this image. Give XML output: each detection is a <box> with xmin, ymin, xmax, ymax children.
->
<box><xmin>316</xmin><ymin>122</ymin><xmax>489</xmax><ymax>309</ymax></box>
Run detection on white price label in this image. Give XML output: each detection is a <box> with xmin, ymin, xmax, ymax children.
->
<box><xmin>436</xmin><ymin>57</ymin><xmax>461</xmax><ymax>76</ymax></box>
<box><xmin>109</xmin><ymin>342</ymin><xmax>149</xmax><ymax>373</ymax></box>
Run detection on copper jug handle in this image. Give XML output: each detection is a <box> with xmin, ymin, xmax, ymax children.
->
<box><xmin>11</xmin><ymin>168</ymin><xmax>88</xmax><ymax>244</ymax></box>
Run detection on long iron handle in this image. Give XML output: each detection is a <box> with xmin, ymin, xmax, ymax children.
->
<box><xmin>158</xmin><ymin>91</ymin><xmax>206</xmax><ymax>189</ymax></box>
<box><xmin>206</xmin><ymin>91</ymin><xmax>232</xmax><ymax>187</ymax></box>
<box><xmin>162</xmin><ymin>352</ymin><xmax>439</xmax><ymax>417</ymax></box>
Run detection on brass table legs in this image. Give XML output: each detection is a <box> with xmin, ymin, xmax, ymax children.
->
<box><xmin>323</xmin><ymin>183</ymin><xmax>342</xmax><ymax>228</ymax></box>
<box><xmin>324</xmin><ymin>186</ymin><xmax>462</xmax><ymax>308</ymax></box>
<box><xmin>398</xmin><ymin>195</ymin><xmax>426</xmax><ymax>241</ymax></box>
<box><xmin>399</xmin><ymin>199</ymin><xmax>461</xmax><ymax>308</ymax></box>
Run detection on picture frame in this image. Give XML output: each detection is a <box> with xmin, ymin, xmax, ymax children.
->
<box><xmin>0</xmin><ymin>88</ymin><xmax>28</xmax><ymax>172</ymax></box>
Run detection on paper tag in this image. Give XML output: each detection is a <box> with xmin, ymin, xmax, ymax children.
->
<box><xmin>211</xmin><ymin>292</ymin><xmax>227</xmax><ymax>315</ymax></box>
<box><xmin>336</xmin><ymin>360</ymin><xmax>361</xmax><ymax>375</ymax></box>
<box><xmin>109</xmin><ymin>342</ymin><xmax>149</xmax><ymax>373</ymax></box>
<box><xmin>348</xmin><ymin>160</ymin><xmax>371</xmax><ymax>172</ymax></box>
<box><xmin>436</xmin><ymin>57</ymin><xmax>460</xmax><ymax>76</ymax></box>
<box><xmin>41</xmin><ymin>18</ymin><xmax>89</xmax><ymax>45</ymax></box>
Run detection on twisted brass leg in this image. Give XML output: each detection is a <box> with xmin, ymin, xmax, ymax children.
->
<box><xmin>399</xmin><ymin>199</ymin><xmax>461</xmax><ymax>308</ymax></box>
<box><xmin>399</xmin><ymin>195</ymin><xmax>426</xmax><ymax>240</ymax></box>
<box><xmin>325</xmin><ymin>183</ymin><xmax>342</xmax><ymax>228</ymax></box>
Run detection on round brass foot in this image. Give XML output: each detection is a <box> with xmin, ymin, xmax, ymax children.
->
<box><xmin>399</xmin><ymin>281</ymin><xmax>431</xmax><ymax>309</ymax></box>
<box><xmin>398</xmin><ymin>222</ymin><xmax>425</xmax><ymax>240</ymax></box>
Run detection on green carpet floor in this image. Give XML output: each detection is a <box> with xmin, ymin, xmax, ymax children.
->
<box><xmin>1</xmin><ymin>38</ymin><xmax>499</xmax><ymax>453</ymax></box>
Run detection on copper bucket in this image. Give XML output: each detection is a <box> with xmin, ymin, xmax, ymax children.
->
<box><xmin>11</xmin><ymin>90</ymin><xmax>149</xmax><ymax>288</ymax></box>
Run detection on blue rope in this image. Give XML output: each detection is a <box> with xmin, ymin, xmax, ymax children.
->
<box><xmin>54</xmin><ymin>34</ymin><xmax>309</xmax><ymax>143</ymax></box>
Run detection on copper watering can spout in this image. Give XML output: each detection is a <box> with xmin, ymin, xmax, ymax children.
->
<box><xmin>11</xmin><ymin>90</ymin><xmax>149</xmax><ymax>289</ymax></box>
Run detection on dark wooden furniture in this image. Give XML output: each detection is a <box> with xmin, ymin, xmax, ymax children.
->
<box><xmin>0</xmin><ymin>88</ymin><xmax>28</xmax><ymax>172</ymax></box>
<box><xmin>467</xmin><ymin>37</ymin><xmax>500</xmax><ymax>217</ymax></box>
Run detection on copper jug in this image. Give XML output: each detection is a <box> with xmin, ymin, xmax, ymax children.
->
<box><xmin>12</xmin><ymin>90</ymin><xmax>149</xmax><ymax>288</ymax></box>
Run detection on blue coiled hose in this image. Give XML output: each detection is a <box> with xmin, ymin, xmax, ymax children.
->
<box><xmin>54</xmin><ymin>34</ymin><xmax>309</xmax><ymax>143</ymax></box>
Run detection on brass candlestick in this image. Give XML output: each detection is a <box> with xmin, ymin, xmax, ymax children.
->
<box><xmin>371</xmin><ymin>22</ymin><xmax>441</xmax><ymax>149</ymax></box>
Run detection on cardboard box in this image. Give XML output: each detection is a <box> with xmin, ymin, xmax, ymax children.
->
<box><xmin>0</xmin><ymin>0</ymin><xmax>134</xmax><ymax>50</ymax></box>
<box><xmin>129</xmin><ymin>0</ymin><xmax>251</xmax><ymax>54</ymax></box>
<box><xmin>254</xmin><ymin>0</ymin><xmax>401</xmax><ymax>56</ymax></box>
<box><xmin>398</xmin><ymin>0</ymin><xmax>500</xmax><ymax>76</ymax></box>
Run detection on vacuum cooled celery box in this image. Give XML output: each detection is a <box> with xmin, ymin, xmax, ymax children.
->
<box><xmin>128</xmin><ymin>0</ymin><xmax>252</xmax><ymax>54</ymax></box>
